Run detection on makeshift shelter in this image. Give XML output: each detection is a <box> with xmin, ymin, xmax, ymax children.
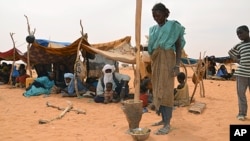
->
<box><xmin>205</xmin><ymin>55</ymin><xmax>236</xmax><ymax>64</ymax></box>
<box><xmin>21</xmin><ymin>36</ymin><xmax>135</xmax><ymax>79</ymax></box>
<box><xmin>0</xmin><ymin>48</ymin><xmax>24</xmax><ymax>61</ymax></box>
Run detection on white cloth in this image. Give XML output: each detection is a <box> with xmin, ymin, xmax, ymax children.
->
<box><xmin>102</xmin><ymin>64</ymin><xmax>115</xmax><ymax>89</ymax></box>
<box><xmin>64</xmin><ymin>73</ymin><xmax>74</xmax><ymax>86</ymax></box>
<box><xmin>102</xmin><ymin>64</ymin><xmax>115</xmax><ymax>73</ymax></box>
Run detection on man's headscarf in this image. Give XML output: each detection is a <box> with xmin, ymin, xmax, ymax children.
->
<box><xmin>64</xmin><ymin>73</ymin><xmax>74</xmax><ymax>86</ymax></box>
<box><xmin>102</xmin><ymin>64</ymin><xmax>115</xmax><ymax>73</ymax></box>
<box><xmin>102</xmin><ymin>64</ymin><xmax>115</xmax><ymax>88</ymax></box>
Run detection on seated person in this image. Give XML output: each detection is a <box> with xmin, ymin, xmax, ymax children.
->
<box><xmin>94</xmin><ymin>64</ymin><xmax>130</xmax><ymax>103</ymax></box>
<box><xmin>140</xmin><ymin>77</ymin><xmax>154</xmax><ymax>110</ymax></box>
<box><xmin>11</xmin><ymin>66</ymin><xmax>19</xmax><ymax>86</ymax></box>
<box><xmin>141</xmin><ymin>77</ymin><xmax>153</xmax><ymax>104</ymax></box>
<box><xmin>216</xmin><ymin>64</ymin><xmax>231</xmax><ymax>80</ymax></box>
<box><xmin>208</xmin><ymin>56</ymin><xmax>217</xmax><ymax>75</ymax></box>
<box><xmin>174</xmin><ymin>72</ymin><xmax>190</xmax><ymax>107</ymax></box>
<box><xmin>15</xmin><ymin>69</ymin><xmax>30</xmax><ymax>88</ymax></box>
<box><xmin>0</xmin><ymin>62</ymin><xmax>10</xmax><ymax>84</ymax></box>
<box><xmin>61</xmin><ymin>73</ymin><xmax>88</xmax><ymax>97</ymax></box>
<box><xmin>34</xmin><ymin>64</ymin><xmax>49</xmax><ymax>78</ymax></box>
<box><xmin>23</xmin><ymin>72</ymin><xmax>55</xmax><ymax>97</ymax></box>
<box><xmin>55</xmin><ymin>64</ymin><xmax>70</xmax><ymax>88</ymax></box>
<box><xmin>140</xmin><ymin>82</ymin><xmax>149</xmax><ymax>113</ymax></box>
<box><xmin>103</xmin><ymin>82</ymin><xmax>116</xmax><ymax>104</ymax></box>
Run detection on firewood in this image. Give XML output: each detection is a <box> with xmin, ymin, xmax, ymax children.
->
<box><xmin>46</xmin><ymin>101</ymin><xmax>86</xmax><ymax>114</ymax></box>
<box><xmin>38</xmin><ymin>101</ymin><xmax>73</xmax><ymax>124</ymax></box>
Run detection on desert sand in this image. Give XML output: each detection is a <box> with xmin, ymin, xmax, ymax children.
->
<box><xmin>0</xmin><ymin>66</ymin><xmax>250</xmax><ymax>141</ymax></box>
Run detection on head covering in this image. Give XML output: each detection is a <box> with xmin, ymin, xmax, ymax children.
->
<box><xmin>64</xmin><ymin>73</ymin><xmax>74</xmax><ymax>79</ymax></box>
<box><xmin>102</xmin><ymin>64</ymin><xmax>115</xmax><ymax>73</ymax></box>
<box><xmin>102</xmin><ymin>64</ymin><xmax>115</xmax><ymax>89</ymax></box>
<box><xmin>64</xmin><ymin>73</ymin><xmax>74</xmax><ymax>86</ymax></box>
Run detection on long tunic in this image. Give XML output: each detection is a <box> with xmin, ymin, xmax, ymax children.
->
<box><xmin>148</xmin><ymin>20</ymin><xmax>186</xmax><ymax>110</ymax></box>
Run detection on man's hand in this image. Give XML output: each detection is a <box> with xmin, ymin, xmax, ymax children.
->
<box><xmin>172</xmin><ymin>66</ymin><xmax>180</xmax><ymax>77</ymax></box>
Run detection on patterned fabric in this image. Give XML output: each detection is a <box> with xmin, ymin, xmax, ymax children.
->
<box><xmin>228</xmin><ymin>42</ymin><xmax>250</xmax><ymax>77</ymax></box>
<box><xmin>20</xmin><ymin>36</ymin><xmax>135</xmax><ymax>65</ymax></box>
<box><xmin>2</xmin><ymin>36</ymin><xmax>134</xmax><ymax>65</ymax></box>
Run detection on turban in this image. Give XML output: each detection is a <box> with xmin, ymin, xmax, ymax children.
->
<box><xmin>64</xmin><ymin>73</ymin><xmax>74</xmax><ymax>79</ymax></box>
<box><xmin>102</xmin><ymin>64</ymin><xmax>115</xmax><ymax>73</ymax></box>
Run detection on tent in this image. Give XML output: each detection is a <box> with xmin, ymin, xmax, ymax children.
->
<box><xmin>19</xmin><ymin>36</ymin><xmax>135</xmax><ymax>79</ymax></box>
<box><xmin>181</xmin><ymin>58</ymin><xmax>198</xmax><ymax>65</ymax></box>
<box><xmin>0</xmin><ymin>48</ymin><xmax>24</xmax><ymax>61</ymax></box>
<box><xmin>214</xmin><ymin>56</ymin><xmax>236</xmax><ymax>64</ymax></box>
<box><xmin>21</xmin><ymin>36</ymin><xmax>135</xmax><ymax>65</ymax></box>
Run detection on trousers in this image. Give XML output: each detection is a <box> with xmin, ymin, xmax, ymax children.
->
<box><xmin>236</xmin><ymin>76</ymin><xmax>250</xmax><ymax>116</ymax></box>
<box><xmin>159</xmin><ymin>105</ymin><xmax>173</xmax><ymax>125</ymax></box>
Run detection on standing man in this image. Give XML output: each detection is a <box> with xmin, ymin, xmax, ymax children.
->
<box><xmin>228</xmin><ymin>25</ymin><xmax>250</xmax><ymax>121</ymax></box>
<box><xmin>148</xmin><ymin>3</ymin><xmax>186</xmax><ymax>135</ymax></box>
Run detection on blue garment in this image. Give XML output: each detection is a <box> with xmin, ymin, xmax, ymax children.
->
<box><xmin>63</xmin><ymin>73</ymin><xmax>88</xmax><ymax>95</ymax></box>
<box><xmin>216</xmin><ymin>69</ymin><xmax>228</xmax><ymax>77</ymax></box>
<box><xmin>23</xmin><ymin>76</ymin><xmax>55</xmax><ymax>97</ymax></box>
<box><xmin>148</xmin><ymin>20</ymin><xmax>186</xmax><ymax>55</ymax></box>
<box><xmin>12</xmin><ymin>66</ymin><xmax>19</xmax><ymax>77</ymax></box>
<box><xmin>65</xmin><ymin>77</ymin><xmax>88</xmax><ymax>95</ymax></box>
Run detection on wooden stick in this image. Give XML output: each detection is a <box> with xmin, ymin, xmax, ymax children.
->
<box><xmin>46</xmin><ymin>101</ymin><xmax>86</xmax><ymax>114</ymax></box>
<box><xmin>74</xmin><ymin>20</ymin><xmax>85</xmax><ymax>98</ymax></box>
<box><xmin>38</xmin><ymin>101</ymin><xmax>73</xmax><ymax>124</ymax></box>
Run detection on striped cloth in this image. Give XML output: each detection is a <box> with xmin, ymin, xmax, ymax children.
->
<box><xmin>228</xmin><ymin>42</ymin><xmax>250</xmax><ymax>77</ymax></box>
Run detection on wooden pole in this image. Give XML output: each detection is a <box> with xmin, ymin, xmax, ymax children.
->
<box><xmin>74</xmin><ymin>20</ymin><xmax>85</xmax><ymax>98</ymax></box>
<box><xmin>24</xmin><ymin>15</ymin><xmax>36</xmax><ymax>78</ymax></box>
<box><xmin>8</xmin><ymin>33</ymin><xmax>16</xmax><ymax>85</ymax></box>
<box><xmin>134</xmin><ymin>0</ymin><xmax>142</xmax><ymax>102</ymax></box>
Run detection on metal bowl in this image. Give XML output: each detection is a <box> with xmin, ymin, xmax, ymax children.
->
<box><xmin>129</xmin><ymin>127</ymin><xmax>151</xmax><ymax>141</ymax></box>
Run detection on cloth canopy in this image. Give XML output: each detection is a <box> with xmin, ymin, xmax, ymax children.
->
<box><xmin>0</xmin><ymin>48</ymin><xmax>24</xmax><ymax>61</ymax></box>
<box><xmin>21</xmin><ymin>36</ymin><xmax>135</xmax><ymax>65</ymax></box>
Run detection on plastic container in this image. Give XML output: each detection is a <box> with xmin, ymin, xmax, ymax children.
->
<box><xmin>25</xmin><ymin>77</ymin><xmax>35</xmax><ymax>88</ymax></box>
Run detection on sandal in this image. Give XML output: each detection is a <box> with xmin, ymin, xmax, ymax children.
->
<box><xmin>154</xmin><ymin>126</ymin><xmax>170</xmax><ymax>135</ymax></box>
<box><xmin>151</xmin><ymin>121</ymin><xmax>164</xmax><ymax>126</ymax></box>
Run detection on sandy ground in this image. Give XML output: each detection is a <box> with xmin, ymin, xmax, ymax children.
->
<box><xmin>0</xmin><ymin>66</ymin><xmax>250</xmax><ymax>141</ymax></box>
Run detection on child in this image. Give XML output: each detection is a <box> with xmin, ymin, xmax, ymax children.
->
<box><xmin>141</xmin><ymin>77</ymin><xmax>155</xmax><ymax>111</ymax></box>
<box><xmin>103</xmin><ymin>82</ymin><xmax>116</xmax><ymax>104</ymax></box>
<box><xmin>174</xmin><ymin>72</ymin><xmax>190</xmax><ymax>107</ymax></box>
<box><xmin>15</xmin><ymin>69</ymin><xmax>30</xmax><ymax>88</ymax></box>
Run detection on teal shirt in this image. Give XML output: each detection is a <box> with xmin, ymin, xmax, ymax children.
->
<box><xmin>148</xmin><ymin>20</ymin><xmax>186</xmax><ymax>55</ymax></box>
